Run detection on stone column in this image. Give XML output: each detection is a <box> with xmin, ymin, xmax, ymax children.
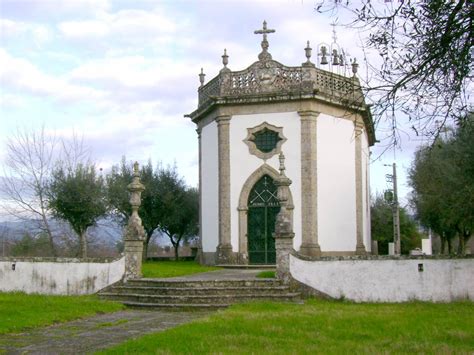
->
<box><xmin>355</xmin><ymin>122</ymin><xmax>367</xmax><ymax>255</ymax></box>
<box><xmin>123</xmin><ymin>162</ymin><xmax>146</xmax><ymax>280</ymax></box>
<box><xmin>196</xmin><ymin>128</ymin><xmax>203</xmax><ymax>263</ymax></box>
<box><xmin>274</xmin><ymin>153</ymin><xmax>295</xmax><ymax>284</ymax></box>
<box><xmin>216</xmin><ymin>115</ymin><xmax>233</xmax><ymax>264</ymax></box>
<box><xmin>298</xmin><ymin>110</ymin><xmax>321</xmax><ymax>257</ymax></box>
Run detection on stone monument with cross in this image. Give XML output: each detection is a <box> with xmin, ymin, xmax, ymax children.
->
<box><xmin>187</xmin><ymin>21</ymin><xmax>375</xmax><ymax>265</ymax></box>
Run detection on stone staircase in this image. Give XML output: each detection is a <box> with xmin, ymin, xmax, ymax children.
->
<box><xmin>99</xmin><ymin>278</ymin><xmax>301</xmax><ymax>309</ymax></box>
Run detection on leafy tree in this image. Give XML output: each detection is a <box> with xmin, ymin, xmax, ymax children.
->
<box><xmin>106</xmin><ymin>159</ymin><xmax>198</xmax><ymax>260</ymax></box>
<box><xmin>106</xmin><ymin>158</ymin><xmax>161</xmax><ymax>260</ymax></box>
<box><xmin>48</xmin><ymin>163</ymin><xmax>107</xmax><ymax>258</ymax></box>
<box><xmin>157</xmin><ymin>169</ymin><xmax>198</xmax><ymax>260</ymax></box>
<box><xmin>317</xmin><ymin>0</ymin><xmax>472</xmax><ymax>144</ymax></box>
<box><xmin>371</xmin><ymin>194</ymin><xmax>421</xmax><ymax>254</ymax></box>
<box><xmin>408</xmin><ymin>116</ymin><xmax>473</xmax><ymax>254</ymax></box>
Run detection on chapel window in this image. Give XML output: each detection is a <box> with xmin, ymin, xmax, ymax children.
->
<box><xmin>244</xmin><ymin>122</ymin><xmax>286</xmax><ymax>160</ymax></box>
<box><xmin>252</xmin><ymin>128</ymin><xmax>282</xmax><ymax>153</ymax></box>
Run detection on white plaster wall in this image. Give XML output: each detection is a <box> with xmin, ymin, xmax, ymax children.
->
<box><xmin>317</xmin><ymin>115</ymin><xmax>357</xmax><ymax>251</ymax></box>
<box><xmin>0</xmin><ymin>257</ymin><xmax>125</xmax><ymax>295</ymax></box>
<box><xmin>229</xmin><ymin>112</ymin><xmax>302</xmax><ymax>251</ymax></box>
<box><xmin>361</xmin><ymin>130</ymin><xmax>371</xmax><ymax>252</ymax></box>
<box><xmin>201</xmin><ymin>121</ymin><xmax>219</xmax><ymax>252</ymax></box>
<box><xmin>291</xmin><ymin>255</ymin><xmax>474</xmax><ymax>302</ymax></box>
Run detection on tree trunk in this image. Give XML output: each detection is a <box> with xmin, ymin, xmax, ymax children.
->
<box><xmin>440</xmin><ymin>235</ymin><xmax>446</xmax><ymax>255</ymax></box>
<box><xmin>39</xmin><ymin>199</ymin><xmax>56</xmax><ymax>257</ymax></box>
<box><xmin>458</xmin><ymin>232</ymin><xmax>465</xmax><ymax>255</ymax></box>
<box><xmin>447</xmin><ymin>237</ymin><xmax>452</xmax><ymax>254</ymax></box>
<box><xmin>79</xmin><ymin>230</ymin><xmax>87</xmax><ymax>258</ymax></box>
<box><xmin>174</xmin><ymin>243</ymin><xmax>179</xmax><ymax>261</ymax></box>
<box><xmin>142</xmin><ymin>235</ymin><xmax>150</xmax><ymax>262</ymax></box>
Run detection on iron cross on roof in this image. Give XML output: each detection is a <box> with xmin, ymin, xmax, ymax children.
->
<box><xmin>254</xmin><ymin>20</ymin><xmax>275</xmax><ymax>60</ymax></box>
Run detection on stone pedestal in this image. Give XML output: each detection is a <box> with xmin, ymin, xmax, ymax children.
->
<box><xmin>274</xmin><ymin>152</ymin><xmax>295</xmax><ymax>284</ymax></box>
<box><xmin>124</xmin><ymin>238</ymin><xmax>144</xmax><ymax>280</ymax></box>
<box><xmin>275</xmin><ymin>215</ymin><xmax>295</xmax><ymax>284</ymax></box>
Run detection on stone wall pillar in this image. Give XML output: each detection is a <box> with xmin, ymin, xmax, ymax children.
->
<box><xmin>274</xmin><ymin>153</ymin><xmax>295</xmax><ymax>284</ymax></box>
<box><xmin>355</xmin><ymin>122</ymin><xmax>367</xmax><ymax>255</ymax></box>
<box><xmin>216</xmin><ymin>115</ymin><xmax>234</xmax><ymax>264</ymax></box>
<box><xmin>123</xmin><ymin>162</ymin><xmax>146</xmax><ymax>280</ymax></box>
<box><xmin>298</xmin><ymin>110</ymin><xmax>321</xmax><ymax>257</ymax></box>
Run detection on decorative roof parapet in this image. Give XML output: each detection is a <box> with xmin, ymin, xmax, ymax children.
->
<box><xmin>188</xmin><ymin>21</ymin><xmax>375</xmax><ymax>146</ymax></box>
<box><xmin>196</xmin><ymin>59</ymin><xmax>364</xmax><ymax>109</ymax></box>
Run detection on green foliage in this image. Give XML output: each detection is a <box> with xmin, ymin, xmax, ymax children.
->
<box><xmin>11</xmin><ymin>232</ymin><xmax>53</xmax><ymax>257</ymax></box>
<box><xmin>371</xmin><ymin>194</ymin><xmax>421</xmax><ymax>255</ymax></box>
<box><xmin>141</xmin><ymin>260</ymin><xmax>220</xmax><ymax>278</ymax></box>
<box><xmin>256</xmin><ymin>271</ymin><xmax>276</xmax><ymax>279</ymax></box>
<box><xmin>157</xmin><ymin>169</ymin><xmax>198</xmax><ymax>260</ymax></box>
<box><xmin>409</xmin><ymin>116</ymin><xmax>474</xmax><ymax>254</ymax></box>
<box><xmin>100</xmin><ymin>300</ymin><xmax>474</xmax><ymax>354</ymax></box>
<box><xmin>0</xmin><ymin>292</ymin><xmax>124</xmax><ymax>334</ymax></box>
<box><xmin>48</xmin><ymin>163</ymin><xmax>108</xmax><ymax>258</ymax></box>
<box><xmin>106</xmin><ymin>158</ymin><xmax>198</xmax><ymax>260</ymax></box>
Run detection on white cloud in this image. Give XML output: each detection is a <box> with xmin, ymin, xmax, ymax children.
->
<box><xmin>58</xmin><ymin>8</ymin><xmax>179</xmax><ymax>42</ymax></box>
<box><xmin>0</xmin><ymin>49</ymin><xmax>105</xmax><ymax>103</ymax></box>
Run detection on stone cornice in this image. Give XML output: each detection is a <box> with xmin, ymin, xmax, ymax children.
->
<box><xmin>187</xmin><ymin>89</ymin><xmax>376</xmax><ymax>146</ymax></box>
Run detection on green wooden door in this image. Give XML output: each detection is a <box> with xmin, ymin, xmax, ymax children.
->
<box><xmin>247</xmin><ymin>175</ymin><xmax>280</xmax><ymax>264</ymax></box>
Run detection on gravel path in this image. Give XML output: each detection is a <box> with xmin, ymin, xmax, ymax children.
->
<box><xmin>0</xmin><ymin>309</ymin><xmax>212</xmax><ymax>354</ymax></box>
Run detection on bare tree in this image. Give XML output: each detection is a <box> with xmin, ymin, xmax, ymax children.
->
<box><xmin>1</xmin><ymin>126</ymin><xmax>58</xmax><ymax>255</ymax></box>
<box><xmin>1</xmin><ymin>127</ymin><xmax>91</xmax><ymax>257</ymax></box>
<box><xmin>317</xmin><ymin>0</ymin><xmax>472</xmax><ymax>147</ymax></box>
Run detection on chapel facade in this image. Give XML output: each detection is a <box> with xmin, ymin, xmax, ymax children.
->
<box><xmin>187</xmin><ymin>22</ymin><xmax>375</xmax><ymax>265</ymax></box>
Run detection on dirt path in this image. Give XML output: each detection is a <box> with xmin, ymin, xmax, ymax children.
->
<box><xmin>0</xmin><ymin>309</ymin><xmax>212</xmax><ymax>354</ymax></box>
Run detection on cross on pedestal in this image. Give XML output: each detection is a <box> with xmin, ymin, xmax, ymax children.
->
<box><xmin>254</xmin><ymin>20</ymin><xmax>275</xmax><ymax>60</ymax></box>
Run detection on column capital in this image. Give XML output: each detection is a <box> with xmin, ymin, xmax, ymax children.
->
<box><xmin>298</xmin><ymin>110</ymin><xmax>320</xmax><ymax>120</ymax></box>
<box><xmin>216</xmin><ymin>115</ymin><xmax>231</xmax><ymax>125</ymax></box>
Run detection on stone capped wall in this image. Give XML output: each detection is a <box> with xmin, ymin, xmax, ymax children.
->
<box><xmin>0</xmin><ymin>256</ymin><xmax>125</xmax><ymax>295</ymax></box>
<box><xmin>290</xmin><ymin>255</ymin><xmax>474</xmax><ymax>302</ymax></box>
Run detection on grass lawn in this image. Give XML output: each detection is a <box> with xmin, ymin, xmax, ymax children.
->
<box><xmin>141</xmin><ymin>260</ymin><xmax>221</xmax><ymax>278</ymax></box>
<box><xmin>256</xmin><ymin>270</ymin><xmax>276</xmax><ymax>278</ymax></box>
<box><xmin>99</xmin><ymin>299</ymin><xmax>474</xmax><ymax>354</ymax></box>
<box><xmin>0</xmin><ymin>292</ymin><xmax>124</xmax><ymax>335</ymax></box>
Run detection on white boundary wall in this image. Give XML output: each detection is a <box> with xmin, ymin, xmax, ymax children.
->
<box><xmin>290</xmin><ymin>255</ymin><xmax>474</xmax><ymax>302</ymax></box>
<box><xmin>0</xmin><ymin>256</ymin><xmax>125</xmax><ymax>295</ymax></box>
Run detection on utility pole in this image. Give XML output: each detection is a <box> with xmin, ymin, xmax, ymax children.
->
<box><xmin>384</xmin><ymin>163</ymin><xmax>401</xmax><ymax>255</ymax></box>
<box><xmin>392</xmin><ymin>163</ymin><xmax>401</xmax><ymax>255</ymax></box>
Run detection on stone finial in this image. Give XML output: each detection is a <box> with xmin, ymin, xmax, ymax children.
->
<box><xmin>351</xmin><ymin>58</ymin><xmax>359</xmax><ymax>76</ymax></box>
<box><xmin>199</xmin><ymin>68</ymin><xmax>206</xmax><ymax>87</ymax></box>
<box><xmin>279</xmin><ymin>152</ymin><xmax>286</xmax><ymax>176</ymax></box>
<box><xmin>254</xmin><ymin>20</ymin><xmax>275</xmax><ymax>61</ymax></box>
<box><xmin>274</xmin><ymin>151</ymin><xmax>294</xmax><ymax>284</ymax></box>
<box><xmin>222</xmin><ymin>49</ymin><xmax>229</xmax><ymax>68</ymax></box>
<box><xmin>303</xmin><ymin>41</ymin><xmax>315</xmax><ymax>67</ymax></box>
<box><xmin>124</xmin><ymin>162</ymin><xmax>146</xmax><ymax>280</ymax></box>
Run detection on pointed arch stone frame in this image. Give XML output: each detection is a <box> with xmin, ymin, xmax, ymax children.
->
<box><xmin>243</xmin><ymin>121</ymin><xmax>287</xmax><ymax>161</ymax></box>
<box><xmin>237</xmin><ymin>164</ymin><xmax>294</xmax><ymax>264</ymax></box>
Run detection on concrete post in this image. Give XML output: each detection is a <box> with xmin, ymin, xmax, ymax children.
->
<box><xmin>123</xmin><ymin>162</ymin><xmax>146</xmax><ymax>280</ymax></box>
<box><xmin>274</xmin><ymin>153</ymin><xmax>295</xmax><ymax>284</ymax></box>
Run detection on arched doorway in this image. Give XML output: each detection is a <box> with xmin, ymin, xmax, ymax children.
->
<box><xmin>247</xmin><ymin>174</ymin><xmax>280</xmax><ymax>264</ymax></box>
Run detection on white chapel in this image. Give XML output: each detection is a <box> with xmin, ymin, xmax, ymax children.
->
<box><xmin>187</xmin><ymin>22</ymin><xmax>375</xmax><ymax>265</ymax></box>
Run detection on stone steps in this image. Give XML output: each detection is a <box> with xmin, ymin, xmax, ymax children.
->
<box><xmin>108</xmin><ymin>285</ymin><xmax>291</xmax><ymax>296</ymax></box>
<box><xmin>99</xmin><ymin>278</ymin><xmax>301</xmax><ymax>310</ymax></box>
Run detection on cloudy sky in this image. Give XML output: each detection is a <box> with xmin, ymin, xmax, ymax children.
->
<box><xmin>0</xmin><ymin>0</ymin><xmax>421</xmax><ymax>209</ymax></box>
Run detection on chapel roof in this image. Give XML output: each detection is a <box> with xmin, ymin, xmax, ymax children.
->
<box><xmin>187</xmin><ymin>21</ymin><xmax>375</xmax><ymax>145</ymax></box>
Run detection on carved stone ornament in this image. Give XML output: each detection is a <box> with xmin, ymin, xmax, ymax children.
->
<box><xmin>244</xmin><ymin>121</ymin><xmax>287</xmax><ymax>161</ymax></box>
